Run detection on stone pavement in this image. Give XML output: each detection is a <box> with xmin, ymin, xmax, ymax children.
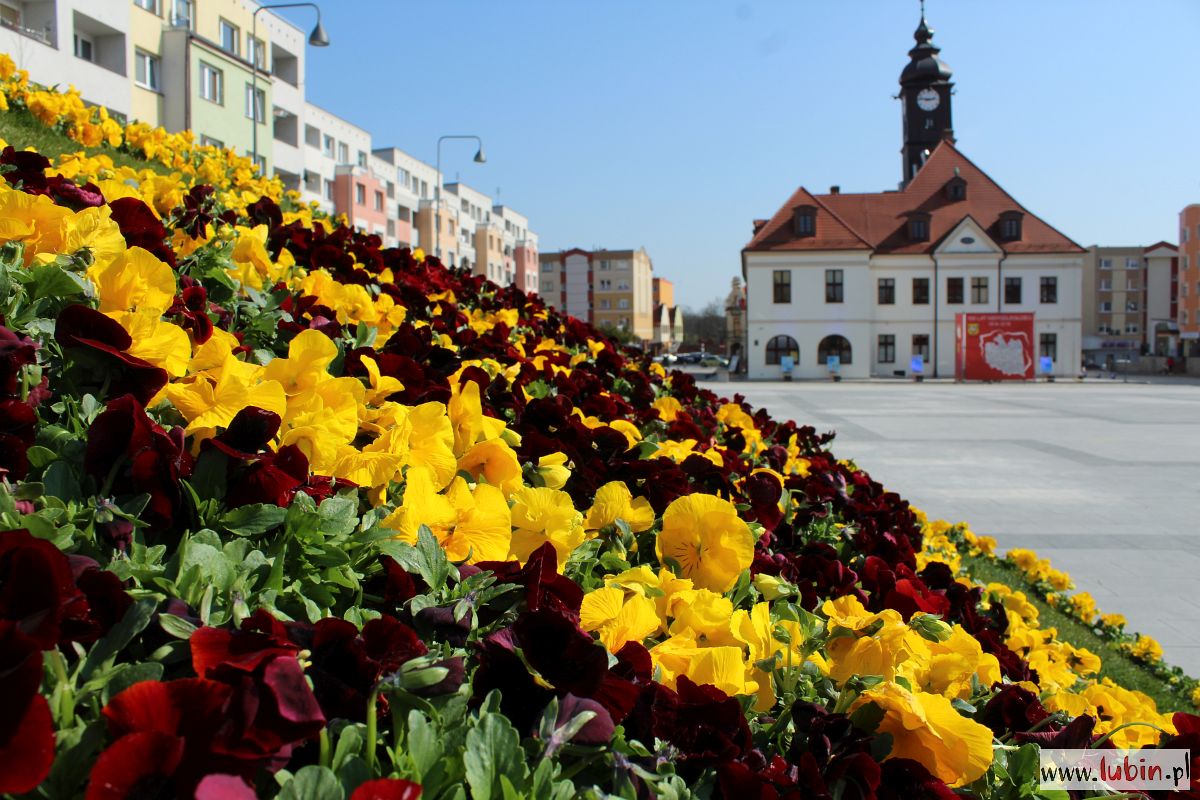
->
<box><xmin>728</xmin><ymin>379</ymin><xmax>1200</xmax><ymax>676</ymax></box>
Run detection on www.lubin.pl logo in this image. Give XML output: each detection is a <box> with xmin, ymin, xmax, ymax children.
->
<box><xmin>1038</xmin><ymin>748</ymin><xmax>1192</xmax><ymax>791</ymax></box>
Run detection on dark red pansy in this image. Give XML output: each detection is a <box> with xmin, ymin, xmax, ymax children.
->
<box><xmin>555</xmin><ymin>694</ymin><xmax>615</xmax><ymax>746</ymax></box>
<box><xmin>1015</xmin><ymin>713</ymin><xmax>1103</xmax><ymax>749</ymax></box>
<box><xmin>56</xmin><ymin>305</ymin><xmax>168</xmax><ymax>405</ymax></box>
<box><xmin>877</xmin><ymin>758</ymin><xmax>959</xmax><ymax>800</ymax></box>
<box><xmin>0</xmin><ymin>145</ymin><xmax>50</xmax><ymax>189</ymax></box>
<box><xmin>0</xmin><ymin>528</ymin><xmax>79</xmax><ymax>648</ymax></box>
<box><xmin>108</xmin><ymin>197</ymin><xmax>175</xmax><ymax>265</ymax></box>
<box><xmin>475</xmin><ymin>542</ymin><xmax>582</xmax><ymax>619</ymax></box>
<box><xmin>209</xmin><ymin>406</ymin><xmax>282</xmax><ymax>460</ymax></box>
<box><xmin>45</xmin><ymin>176</ymin><xmax>105</xmax><ymax>210</ymax></box>
<box><xmin>85</xmin><ymin>731</ymin><xmax>184</xmax><ymax>800</ymax></box>
<box><xmin>0</xmin><ymin>325</ymin><xmax>37</xmax><ymax>397</ymax></box>
<box><xmin>349</xmin><ymin>778</ymin><xmax>423</xmax><ymax>800</ymax></box>
<box><xmin>62</xmin><ymin>562</ymin><xmax>134</xmax><ymax>644</ymax></box>
<box><xmin>0</xmin><ymin>622</ymin><xmax>55</xmax><ymax>795</ymax></box>
<box><xmin>193</xmin><ymin>774</ymin><xmax>257</xmax><ymax>799</ymax></box>
<box><xmin>980</xmin><ymin>683</ymin><xmax>1049</xmax><ymax>738</ymax></box>
<box><xmin>85</xmin><ymin>394</ymin><xmax>189</xmax><ymax>528</ymax></box>
<box><xmin>190</xmin><ymin>610</ymin><xmax>297</xmax><ymax>679</ymax></box>
<box><xmin>223</xmin><ymin>443</ymin><xmax>310</xmax><ymax>508</ymax></box>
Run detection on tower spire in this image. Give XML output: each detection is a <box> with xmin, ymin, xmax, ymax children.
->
<box><xmin>899</xmin><ymin>3</ymin><xmax>955</xmax><ymax>184</ymax></box>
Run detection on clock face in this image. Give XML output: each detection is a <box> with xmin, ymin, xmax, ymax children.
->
<box><xmin>916</xmin><ymin>88</ymin><xmax>940</xmax><ymax>112</ymax></box>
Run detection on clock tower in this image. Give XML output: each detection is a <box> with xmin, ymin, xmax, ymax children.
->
<box><xmin>899</xmin><ymin>7</ymin><xmax>954</xmax><ymax>185</ymax></box>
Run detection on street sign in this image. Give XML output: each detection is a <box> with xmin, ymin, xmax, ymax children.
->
<box><xmin>826</xmin><ymin>355</ymin><xmax>840</xmax><ymax>373</ymax></box>
<box><xmin>910</xmin><ymin>355</ymin><xmax>924</xmax><ymax>374</ymax></box>
<box><xmin>1039</xmin><ymin>356</ymin><xmax>1054</xmax><ymax>374</ymax></box>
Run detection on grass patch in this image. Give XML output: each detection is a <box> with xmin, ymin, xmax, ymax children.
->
<box><xmin>964</xmin><ymin>553</ymin><xmax>1193</xmax><ymax>713</ymax></box>
<box><xmin>0</xmin><ymin>106</ymin><xmax>168</xmax><ymax>173</ymax></box>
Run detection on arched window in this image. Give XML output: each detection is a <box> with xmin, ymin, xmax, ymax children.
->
<box><xmin>765</xmin><ymin>335</ymin><xmax>798</xmax><ymax>366</ymax></box>
<box><xmin>817</xmin><ymin>334</ymin><xmax>852</xmax><ymax>365</ymax></box>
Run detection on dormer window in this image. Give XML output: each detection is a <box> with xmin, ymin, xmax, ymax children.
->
<box><xmin>907</xmin><ymin>212</ymin><xmax>931</xmax><ymax>242</ymax></box>
<box><xmin>999</xmin><ymin>210</ymin><xmax>1024</xmax><ymax>241</ymax></box>
<box><xmin>793</xmin><ymin>205</ymin><xmax>816</xmax><ymax>238</ymax></box>
<box><xmin>945</xmin><ymin>176</ymin><xmax>967</xmax><ymax>201</ymax></box>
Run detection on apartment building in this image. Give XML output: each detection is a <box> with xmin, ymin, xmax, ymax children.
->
<box><xmin>1144</xmin><ymin>242</ymin><xmax>1179</xmax><ymax>357</ymax></box>
<box><xmin>372</xmin><ymin>146</ymin><xmax>436</xmax><ymax>249</ymax></box>
<box><xmin>538</xmin><ymin>248</ymin><xmax>656</xmax><ymax>343</ymax></box>
<box><xmin>2</xmin><ymin>1</ymin><xmax>541</xmax><ymax>282</ymax></box>
<box><xmin>1180</xmin><ymin>205</ymin><xmax>1200</xmax><ymax>354</ymax></box>
<box><xmin>1080</xmin><ymin>246</ymin><xmax>1146</xmax><ymax>367</ymax></box>
<box><xmin>651</xmin><ymin>277</ymin><xmax>682</xmax><ymax>353</ymax></box>
<box><xmin>0</xmin><ymin>1</ymin><xmax>131</xmax><ymax>115</ymax></box>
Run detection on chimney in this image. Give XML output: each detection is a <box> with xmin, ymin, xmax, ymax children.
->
<box><xmin>830</xmin><ymin>185</ymin><xmax>841</xmax><ymax>195</ymax></box>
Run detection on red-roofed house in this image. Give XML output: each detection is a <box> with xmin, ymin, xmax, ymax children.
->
<box><xmin>740</xmin><ymin>14</ymin><xmax>1085</xmax><ymax>380</ymax></box>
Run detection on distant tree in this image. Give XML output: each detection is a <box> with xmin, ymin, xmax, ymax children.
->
<box><xmin>596</xmin><ymin>322</ymin><xmax>639</xmax><ymax>346</ymax></box>
<box><xmin>683</xmin><ymin>299</ymin><xmax>725</xmax><ymax>349</ymax></box>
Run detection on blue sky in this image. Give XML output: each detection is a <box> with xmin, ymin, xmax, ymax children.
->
<box><xmin>280</xmin><ymin>1</ymin><xmax>1200</xmax><ymax>311</ymax></box>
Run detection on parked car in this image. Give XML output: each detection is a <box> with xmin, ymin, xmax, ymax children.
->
<box><xmin>699</xmin><ymin>354</ymin><xmax>728</xmax><ymax>368</ymax></box>
<box><xmin>676</xmin><ymin>352</ymin><xmax>704</xmax><ymax>364</ymax></box>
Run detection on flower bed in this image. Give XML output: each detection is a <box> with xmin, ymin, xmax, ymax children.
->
<box><xmin>0</xmin><ymin>61</ymin><xmax>1197</xmax><ymax>799</ymax></box>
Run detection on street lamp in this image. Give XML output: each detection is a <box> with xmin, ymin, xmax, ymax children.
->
<box><xmin>250</xmin><ymin>2</ymin><xmax>329</xmax><ymax>171</ymax></box>
<box><xmin>434</xmin><ymin>135</ymin><xmax>486</xmax><ymax>263</ymax></box>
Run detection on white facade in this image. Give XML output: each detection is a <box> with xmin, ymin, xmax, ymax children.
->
<box><xmin>259</xmin><ymin>9</ymin><xmax>307</xmax><ymax>191</ymax></box>
<box><xmin>0</xmin><ymin>0</ymin><xmax>131</xmax><ymax>115</ymax></box>
<box><xmin>300</xmin><ymin>101</ymin><xmax>369</xmax><ymax>214</ymax></box>
<box><xmin>745</xmin><ymin>221</ymin><xmax>1083</xmax><ymax>380</ymax></box>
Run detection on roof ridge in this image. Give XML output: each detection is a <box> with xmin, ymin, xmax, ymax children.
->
<box><xmin>806</xmin><ymin>191</ymin><xmax>874</xmax><ymax>249</ymax></box>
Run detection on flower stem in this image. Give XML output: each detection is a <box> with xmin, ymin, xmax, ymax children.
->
<box><xmin>365</xmin><ymin>686</ymin><xmax>380</xmax><ymax>775</ymax></box>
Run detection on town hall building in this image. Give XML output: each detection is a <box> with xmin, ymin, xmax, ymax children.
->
<box><xmin>740</xmin><ymin>13</ymin><xmax>1084</xmax><ymax>380</ymax></box>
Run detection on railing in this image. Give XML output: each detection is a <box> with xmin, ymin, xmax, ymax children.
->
<box><xmin>0</xmin><ymin>17</ymin><xmax>52</xmax><ymax>46</ymax></box>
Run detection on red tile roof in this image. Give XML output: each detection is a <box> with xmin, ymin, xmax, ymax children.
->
<box><xmin>744</xmin><ymin>141</ymin><xmax>1084</xmax><ymax>255</ymax></box>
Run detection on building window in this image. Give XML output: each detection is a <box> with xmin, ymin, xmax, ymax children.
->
<box><xmin>171</xmin><ymin>0</ymin><xmax>194</xmax><ymax>28</ymax></box>
<box><xmin>199</xmin><ymin>62</ymin><xmax>223</xmax><ymax>104</ymax></box>
<box><xmin>338</xmin><ymin>142</ymin><xmax>349</xmax><ymax>164</ymax></box>
<box><xmin>945</xmin><ymin>176</ymin><xmax>967</xmax><ymax>201</ymax></box>
<box><xmin>73</xmin><ymin>33</ymin><xmax>94</xmax><ymax>62</ymax></box>
<box><xmin>541</xmin><ymin>262</ymin><xmax>554</xmax><ymax>273</ymax></box>
<box><xmin>374</xmin><ymin>191</ymin><xmax>384</xmax><ymax>211</ymax></box>
<box><xmin>599</xmin><ymin>279</ymin><xmax>611</xmax><ymax>290</ymax></box>
<box><xmin>244</xmin><ymin>84</ymin><xmax>265</xmax><ymax>122</ymax></box>
<box><xmin>1125</xmin><ymin>324</ymin><xmax>1140</xmax><ymax>334</ymax></box>
<box><xmin>793</xmin><ymin>206</ymin><xmax>816</xmax><ymax>237</ymax></box>
<box><xmin>999</xmin><ymin>211</ymin><xmax>1023</xmax><ymax>241</ymax></box>
<box><xmin>946</xmin><ymin>276</ymin><xmax>964</xmax><ymax>304</ymax></box>
<box><xmin>1099</xmin><ymin>278</ymin><xmax>1112</xmax><ymax>291</ymax></box>
<box><xmin>324</xmin><ymin>179</ymin><xmax>334</xmax><ymax>200</ymax></box>
<box><xmin>1040</xmin><ymin>276</ymin><xmax>1057</xmax><ymax>303</ymax></box>
<box><xmin>878</xmin><ymin>334</ymin><xmax>895</xmax><ymax>363</ymax></box>
<box><xmin>219</xmin><ymin>19</ymin><xmax>240</xmax><ymax>55</ymax></box>
<box><xmin>134</xmin><ymin>0</ymin><xmax>160</xmax><ymax>12</ymax></box>
<box><xmin>912</xmin><ymin>277</ymin><xmax>929</xmax><ymax>305</ymax></box>
<box><xmin>912</xmin><ymin>334</ymin><xmax>930</xmax><ymax>361</ymax></box>
<box><xmin>358</xmin><ymin>150</ymin><xmax>368</xmax><ymax>168</ymax></box>
<box><xmin>618</xmin><ymin>298</ymin><xmax>630</xmax><ymax>309</ymax></box>
<box><xmin>1125</xmin><ymin>257</ymin><xmax>1140</xmax><ymax>269</ymax></box>
<box><xmin>765</xmin><ymin>335</ymin><xmax>798</xmax><ymax>366</ymax></box>
<box><xmin>773</xmin><ymin>270</ymin><xmax>791</xmax><ymax>303</ymax></box>
<box><xmin>1004</xmin><ymin>276</ymin><xmax>1022</xmax><ymax>304</ymax></box>
<box><xmin>598</xmin><ymin>260</ymin><xmax>611</xmax><ymax>270</ymax></box>
<box><xmin>1126</xmin><ymin>300</ymin><xmax>1139</xmax><ymax>312</ymax></box>
<box><xmin>1099</xmin><ymin>257</ymin><xmax>1113</xmax><ymax>270</ymax></box>
<box><xmin>322</xmin><ymin>134</ymin><xmax>334</xmax><ymax>157</ymax></box>
<box><xmin>1039</xmin><ymin>333</ymin><xmax>1057</xmax><ymax>362</ymax></box>
<box><xmin>200</xmin><ymin>134</ymin><xmax>224</xmax><ymax>149</ymax></box>
<box><xmin>817</xmin><ymin>334</ymin><xmax>852</xmax><ymax>365</ymax></box>
<box><xmin>825</xmin><ymin>269</ymin><xmax>844</xmax><ymax>303</ymax></box>
<box><xmin>246</xmin><ymin>36</ymin><xmax>266</xmax><ymax>67</ymax></box>
<box><xmin>877</xmin><ymin>278</ymin><xmax>895</xmax><ymax>305</ymax></box>
<box><xmin>599</xmin><ymin>299</ymin><xmax>610</xmax><ymax>310</ymax></box>
<box><xmin>134</xmin><ymin>50</ymin><xmax>160</xmax><ymax>90</ymax></box>
<box><xmin>1099</xmin><ymin>301</ymin><xmax>1112</xmax><ymax>312</ymax></box>
<box><xmin>971</xmin><ymin>277</ymin><xmax>989</xmax><ymax>304</ymax></box>
<box><xmin>908</xmin><ymin>215</ymin><xmax>930</xmax><ymax>241</ymax></box>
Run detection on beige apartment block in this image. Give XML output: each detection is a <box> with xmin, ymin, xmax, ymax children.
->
<box><xmin>539</xmin><ymin>248</ymin><xmax>657</xmax><ymax>344</ymax></box>
<box><xmin>1081</xmin><ymin>246</ymin><xmax>1147</xmax><ymax>367</ymax></box>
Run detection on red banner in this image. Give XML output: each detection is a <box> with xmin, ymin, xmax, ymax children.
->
<box><xmin>954</xmin><ymin>313</ymin><xmax>1035</xmax><ymax>380</ymax></box>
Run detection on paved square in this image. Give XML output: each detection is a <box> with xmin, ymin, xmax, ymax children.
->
<box><xmin>731</xmin><ymin>380</ymin><xmax>1200</xmax><ymax>676</ymax></box>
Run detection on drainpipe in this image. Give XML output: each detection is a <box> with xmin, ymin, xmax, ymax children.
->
<box><xmin>997</xmin><ymin>252</ymin><xmax>1006</xmax><ymax>312</ymax></box>
<box><xmin>932</xmin><ymin>253</ymin><xmax>939</xmax><ymax>378</ymax></box>
<box><xmin>183</xmin><ymin>34</ymin><xmax>191</xmax><ymax>133</ymax></box>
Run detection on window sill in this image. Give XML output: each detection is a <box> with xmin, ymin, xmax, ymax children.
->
<box><xmin>134</xmin><ymin>83</ymin><xmax>164</xmax><ymax>95</ymax></box>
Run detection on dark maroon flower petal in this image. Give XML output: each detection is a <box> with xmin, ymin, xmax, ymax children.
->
<box><xmin>0</xmin><ymin>692</ymin><xmax>54</xmax><ymax>795</ymax></box>
<box><xmin>55</xmin><ymin>304</ymin><xmax>132</xmax><ymax>351</ymax></box>
<box><xmin>0</xmin><ymin>529</ymin><xmax>79</xmax><ymax>648</ymax></box>
<box><xmin>555</xmin><ymin>694</ymin><xmax>614</xmax><ymax>746</ymax></box>
<box><xmin>349</xmin><ymin>778</ymin><xmax>423</xmax><ymax>800</ymax></box>
<box><xmin>262</xmin><ymin>655</ymin><xmax>326</xmax><ymax>729</ymax></box>
<box><xmin>211</xmin><ymin>407</ymin><xmax>281</xmax><ymax>460</ymax></box>
<box><xmin>86</xmin><ymin>731</ymin><xmax>184</xmax><ymax>800</ymax></box>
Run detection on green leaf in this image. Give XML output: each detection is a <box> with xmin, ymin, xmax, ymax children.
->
<box><xmin>464</xmin><ymin>710</ymin><xmax>526</xmax><ymax>800</ymax></box>
<box><xmin>379</xmin><ymin>526</ymin><xmax>451</xmax><ymax>594</ymax></box>
<box><xmin>79</xmin><ymin>599</ymin><xmax>156</xmax><ymax>682</ymax></box>
<box><xmin>42</xmin><ymin>461</ymin><xmax>82</xmax><ymax>502</ymax></box>
<box><xmin>30</xmin><ymin>262</ymin><xmax>89</xmax><ymax>300</ymax></box>
<box><xmin>158</xmin><ymin>612</ymin><xmax>198</xmax><ymax>640</ymax></box>
<box><xmin>277</xmin><ymin>765</ymin><xmax>344</xmax><ymax>800</ymax></box>
<box><xmin>406</xmin><ymin>710</ymin><xmax>441</xmax><ymax>778</ymax></box>
<box><xmin>102</xmin><ymin>661</ymin><xmax>165</xmax><ymax>702</ymax></box>
<box><xmin>25</xmin><ymin>445</ymin><xmax>57</xmax><ymax>468</ymax></box>
<box><xmin>220</xmin><ymin>503</ymin><xmax>287</xmax><ymax>536</ymax></box>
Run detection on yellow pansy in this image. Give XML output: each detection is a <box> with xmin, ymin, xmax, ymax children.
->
<box><xmin>584</xmin><ymin>481</ymin><xmax>655</xmax><ymax>534</ymax></box>
<box><xmin>580</xmin><ymin>586</ymin><xmax>660</xmax><ymax>652</ymax></box>
<box><xmin>656</xmin><ymin>493</ymin><xmax>755</xmax><ymax>593</ymax></box>
<box><xmin>853</xmin><ymin>681</ymin><xmax>993</xmax><ymax>787</ymax></box>
<box><xmin>508</xmin><ymin>486</ymin><xmax>585</xmax><ymax>568</ymax></box>
<box><xmin>87</xmin><ymin>245</ymin><xmax>176</xmax><ymax>316</ymax></box>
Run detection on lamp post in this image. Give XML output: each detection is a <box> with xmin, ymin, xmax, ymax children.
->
<box><xmin>434</xmin><ymin>135</ymin><xmax>486</xmax><ymax>263</ymax></box>
<box><xmin>250</xmin><ymin>2</ymin><xmax>329</xmax><ymax>171</ymax></box>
